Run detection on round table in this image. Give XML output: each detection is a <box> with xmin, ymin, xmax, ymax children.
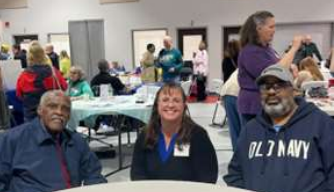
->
<box><xmin>56</xmin><ymin>181</ymin><xmax>252</xmax><ymax>192</ymax></box>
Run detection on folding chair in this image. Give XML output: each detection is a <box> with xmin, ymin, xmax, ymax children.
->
<box><xmin>209</xmin><ymin>79</ymin><xmax>227</xmax><ymax>128</ymax></box>
<box><xmin>0</xmin><ymin>90</ymin><xmax>11</xmax><ymax>130</ymax></box>
<box><xmin>181</xmin><ymin>80</ymin><xmax>192</xmax><ymax>96</ymax></box>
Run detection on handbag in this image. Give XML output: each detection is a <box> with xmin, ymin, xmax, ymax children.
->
<box><xmin>190</xmin><ymin>79</ymin><xmax>197</xmax><ymax>96</ymax></box>
<box><xmin>50</xmin><ymin>65</ymin><xmax>63</xmax><ymax>90</ymax></box>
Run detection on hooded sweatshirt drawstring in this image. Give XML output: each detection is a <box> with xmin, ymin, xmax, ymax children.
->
<box><xmin>282</xmin><ymin>131</ymin><xmax>289</xmax><ymax>176</ymax></box>
<box><xmin>282</xmin><ymin>130</ymin><xmax>289</xmax><ymax>176</ymax></box>
<box><xmin>260</xmin><ymin>130</ymin><xmax>269</xmax><ymax>175</ymax></box>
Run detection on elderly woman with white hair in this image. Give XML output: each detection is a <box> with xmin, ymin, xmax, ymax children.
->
<box><xmin>66</xmin><ymin>66</ymin><xmax>93</xmax><ymax>100</ymax></box>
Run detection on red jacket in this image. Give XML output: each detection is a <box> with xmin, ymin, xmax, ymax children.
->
<box><xmin>16</xmin><ymin>65</ymin><xmax>68</xmax><ymax>120</ymax></box>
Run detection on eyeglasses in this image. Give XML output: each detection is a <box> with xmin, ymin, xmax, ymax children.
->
<box><xmin>259</xmin><ymin>82</ymin><xmax>291</xmax><ymax>93</ymax></box>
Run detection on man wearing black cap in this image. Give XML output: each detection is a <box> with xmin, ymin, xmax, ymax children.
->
<box><xmin>224</xmin><ymin>64</ymin><xmax>334</xmax><ymax>192</ymax></box>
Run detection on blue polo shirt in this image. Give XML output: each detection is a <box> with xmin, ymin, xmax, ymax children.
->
<box><xmin>158</xmin><ymin>131</ymin><xmax>178</xmax><ymax>162</ymax></box>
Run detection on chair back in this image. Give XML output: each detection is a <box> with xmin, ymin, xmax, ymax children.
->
<box><xmin>181</xmin><ymin>80</ymin><xmax>192</xmax><ymax>96</ymax></box>
<box><xmin>91</xmin><ymin>84</ymin><xmax>113</xmax><ymax>97</ymax></box>
<box><xmin>209</xmin><ymin>79</ymin><xmax>224</xmax><ymax>95</ymax></box>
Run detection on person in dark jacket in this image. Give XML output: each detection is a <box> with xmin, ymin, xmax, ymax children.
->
<box><xmin>45</xmin><ymin>44</ymin><xmax>60</xmax><ymax>70</ymax></box>
<box><xmin>293</xmin><ymin>35</ymin><xmax>323</xmax><ymax>66</ymax></box>
<box><xmin>0</xmin><ymin>90</ymin><xmax>107</xmax><ymax>192</ymax></box>
<box><xmin>131</xmin><ymin>82</ymin><xmax>218</xmax><ymax>183</ymax></box>
<box><xmin>224</xmin><ymin>64</ymin><xmax>334</xmax><ymax>192</ymax></box>
<box><xmin>12</xmin><ymin>44</ymin><xmax>27</xmax><ymax>68</ymax></box>
<box><xmin>91</xmin><ymin>59</ymin><xmax>127</xmax><ymax>96</ymax></box>
<box><xmin>222</xmin><ymin>39</ymin><xmax>240</xmax><ymax>82</ymax></box>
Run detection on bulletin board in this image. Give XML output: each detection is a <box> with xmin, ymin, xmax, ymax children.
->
<box><xmin>0</xmin><ymin>0</ymin><xmax>27</xmax><ymax>9</ymax></box>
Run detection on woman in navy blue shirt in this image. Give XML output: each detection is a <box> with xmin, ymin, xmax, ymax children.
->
<box><xmin>131</xmin><ymin>82</ymin><xmax>218</xmax><ymax>183</ymax></box>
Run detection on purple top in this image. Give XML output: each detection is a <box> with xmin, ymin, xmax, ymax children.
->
<box><xmin>237</xmin><ymin>44</ymin><xmax>279</xmax><ymax>115</ymax></box>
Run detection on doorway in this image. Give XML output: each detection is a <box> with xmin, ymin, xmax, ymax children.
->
<box><xmin>13</xmin><ymin>34</ymin><xmax>38</xmax><ymax>51</ymax></box>
<box><xmin>222</xmin><ymin>26</ymin><xmax>241</xmax><ymax>52</ymax></box>
<box><xmin>177</xmin><ymin>28</ymin><xmax>207</xmax><ymax>68</ymax></box>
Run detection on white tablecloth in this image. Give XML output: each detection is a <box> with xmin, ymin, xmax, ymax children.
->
<box><xmin>67</xmin><ymin>96</ymin><xmax>153</xmax><ymax>130</ymax></box>
<box><xmin>307</xmin><ymin>97</ymin><xmax>334</xmax><ymax>116</ymax></box>
<box><xmin>56</xmin><ymin>181</ymin><xmax>252</xmax><ymax>192</ymax></box>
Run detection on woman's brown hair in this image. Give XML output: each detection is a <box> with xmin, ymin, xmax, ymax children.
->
<box><xmin>224</xmin><ymin>39</ymin><xmax>240</xmax><ymax>59</ymax></box>
<box><xmin>299</xmin><ymin>57</ymin><xmax>324</xmax><ymax>81</ymax></box>
<box><xmin>144</xmin><ymin>82</ymin><xmax>196</xmax><ymax>149</ymax></box>
<box><xmin>239</xmin><ymin>11</ymin><xmax>274</xmax><ymax>48</ymax></box>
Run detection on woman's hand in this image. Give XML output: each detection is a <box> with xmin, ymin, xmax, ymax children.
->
<box><xmin>290</xmin><ymin>35</ymin><xmax>305</xmax><ymax>52</ymax></box>
<box><xmin>279</xmin><ymin>35</ymin><xmax>305</xmax><ymax>67</ymax></box>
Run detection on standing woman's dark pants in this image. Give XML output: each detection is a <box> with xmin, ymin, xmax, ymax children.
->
<box><xmin>196</xmin><ymin>75</ymin><xmax>207</xmax><ymax>101</ymax></box>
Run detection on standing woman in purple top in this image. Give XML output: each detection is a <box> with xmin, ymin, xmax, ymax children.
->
<box><xmin>237</xmin><ymin>10</ymin><xmax>303</xmax><ymax>125</ymax></box>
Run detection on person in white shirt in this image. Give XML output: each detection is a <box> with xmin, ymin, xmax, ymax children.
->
<box><xmin>192</xmin><ymin>41</ymin><xmax>209</xmax><ymax>101</ymax></box>
<box><xmin>220</xmin><ymin>69</ymin><xmax>240</xmax><ymax>151</ymax></box>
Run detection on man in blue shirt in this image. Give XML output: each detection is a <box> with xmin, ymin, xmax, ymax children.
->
<box><xmin>157</xmin><ymin>36</ymin><xmax>183</xmax><ymax>83</ymax></box>
<box><xmin>0</xmin><ymin>90</ymin><xmax>107</xmax><ymax>192</ymax></box>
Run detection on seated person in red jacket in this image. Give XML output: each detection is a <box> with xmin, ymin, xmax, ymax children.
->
<box><xmin>130</xmin><ymin>82</ymin><xmax>218</xmax><ymax>183</ymax></box>
<box><xmin>16</xmin><ymin>41</ymin><xmax>67</xmax><ymax>122</ymax></box>
<box><xmin>0</xmin><ymin>90</ymin><xmax>107</xmax><ymax>192</ymax></box>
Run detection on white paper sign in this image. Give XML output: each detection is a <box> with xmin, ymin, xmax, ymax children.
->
<box><xmin>174</xmin><ymin>144</ymin><xmax>190</xmax><ymax>157</ymax></box>
<box><xmin>0</xmin><ymin>60</ymin><xmax>23</xmax><ymax>90</ymax></box>
<box><xmin>100</xmin><ymin>84</ymin><xmax>112</xmax><ymax>100</ymax></box>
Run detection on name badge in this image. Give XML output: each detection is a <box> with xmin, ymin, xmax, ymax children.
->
<box><xmin>174</xmin><ymin>144</ymin><xmax>190</xmax><ymax>157</ymax></box>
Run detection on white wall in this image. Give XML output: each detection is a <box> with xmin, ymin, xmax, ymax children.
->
<box><xmin>1</xmin><ymin>0</ymin><xmax>334</xmax><ymax>81</ymax></box>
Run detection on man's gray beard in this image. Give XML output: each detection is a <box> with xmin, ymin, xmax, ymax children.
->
<box><xmin>262</xmin><ymin>98</ymin><xmax>292</xmax><ymax>118</ymax></box>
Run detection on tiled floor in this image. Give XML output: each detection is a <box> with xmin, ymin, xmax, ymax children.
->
<box><xmin>94</xmin><ymin>102</ymin><xmax>233</xmax><ymax>185</ymax></box>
